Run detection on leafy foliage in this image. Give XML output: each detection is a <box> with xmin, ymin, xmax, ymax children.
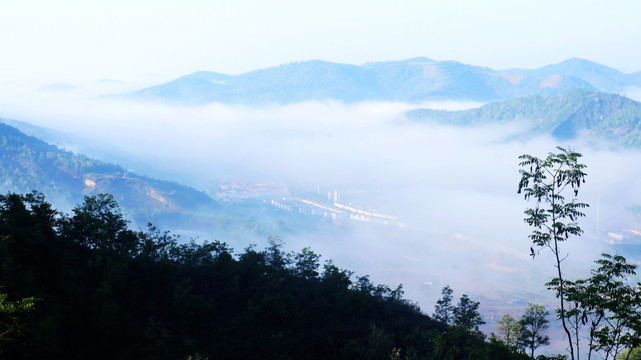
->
<box><xmin>561</xmin><ymin>253</ymin><xmax>641</xmax><ymax>360</ymax></box>
<box><xmin>0</xmin><ymin>292</ymin><xmax>37</xmax><ymax>353</ymax></box>
<box><xmin>433</xmin><ymin>285</ymin><xmax>454</xmax><ymax>325</ymax></box>
<box><xmin>519</xmin><ymin>148</ymin><xmax>641</xmax><ymax>360</ymax></box>
<box><xmin>618</xmin><ymin>346</ymin><xmax>641</xmax><ymax>360</ymax></box>
<box><xmin>432</xmin><ymin>286</ymin><xmax>500</xmax><ymax>360</ymax></box>
<box><xmin>453</xmin><ymin>294</ymin><xmax>485</xmax><ymax>331</ymax></box>
<box><xmin>0</xmin><ymin>192</ymin><xmax>526</xmax><ymax>359</ymax></box>
<box><xmin>519</xmin><ymin>303</ymin><xmax>550</xmax><ymax>358</ymax></box>
<box><xmin>491</xmin><ymin>304</ymin><xmax>550</xmax><ymax>357</ymax></box>
<box><xmin>496</xmin><ymin>314</ymin><xmax>523</xmax><ymax>349</ymax></box>
<box><xmin>518</xmin><ymin>146</ymin><xmax>588</xmax><ymax>360</ymax></box>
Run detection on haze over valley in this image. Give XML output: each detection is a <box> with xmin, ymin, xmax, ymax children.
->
<box><xmin>3</xmin><ymin>59</ymin><xmax>641</xmax><ymax>345</ymax></box>
<box><xmin>3</xmin><ymin>1</ymin><xmax>641</xmax><ymax>356</ymax></box>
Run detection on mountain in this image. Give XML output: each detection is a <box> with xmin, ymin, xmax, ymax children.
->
<box><xmin>0</xmin><ymin>121</ymin><xmax>346</xmax><ymax>239</ymax></box>
<box><xmin>0</xmin><ymin>121</ymin><xmax>222</xmax><ymax>226</ymax></box>
<box><xmin>129</xmin><ymin>57</ymin><xmax>641</xmax><ymax>105</ymax></box>
<box><xmin>134</xmin><ymin>71</ymin><xmax>233</xmax><ymax>104</ymax></box>
<box><xmin>134</xmin><ymin>60</ymin><xmax>386</xmax><ymax>104</ymax></box>
<box><xmin>506</xmin><ymin>58</ymin><xmax>635</xmax><ymax>92</ymax></box>
<box><xmin>407</xmin><ymin>89</ymin><xmax>641</xmax><ymax>146</ymax></box>
<box><xmin>0</xmin><ymin>118</ymin><xmax>177</xmax><ymax>185</ymax></box>
<box><xmin>363</xmin><ymin>58</ymin><xmax>506</xmax><ymax>101</ymax></box>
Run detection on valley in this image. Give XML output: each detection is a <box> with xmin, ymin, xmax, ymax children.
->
<box><xmin>3</xmin><ymin>56</ymin><xmax>641</xmax><ymax>357</ymax></box>
<box><xmin>4</xmin><ymin>0</ymin><xmax>641</xmax><ymax>357</ymax></box>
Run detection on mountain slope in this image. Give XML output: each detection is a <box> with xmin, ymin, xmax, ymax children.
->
<box><xmin>0</xmin><ymin>122</ymin><xmax>219</xmax><ymax>224</ymax></box>
<box><xmin>0</xmin><ymin>121</ymin><xmax>340</xmax><ymax>239</ymax></box>
<box><xmin>135</xmin><ymin>71</ymin><xmax>233</xmax><ymax>104</ymax></box>
<box><xmin>508</xmin><ymin>58</ymin><xmax>634</xmax><ymax>91</ymax></box>
<box><xmin>134</xmin><ymin>60</ymin><xmax>386</xmax><ymax>104</ymax></box>
<box><xmin>407</xmin><ymin>90</ymin><xmax>641</xmax><ymax>146</ymax></box>
<box><xmin>129</xmin><ymin>57</ymin><xmax>640</xmax><ymax>105</ymax></box>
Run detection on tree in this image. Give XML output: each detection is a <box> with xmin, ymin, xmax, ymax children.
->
<box><xmin>618</xmin><ymin>347</ymin><xmax>641</xmax><ymax>360</ymax></box>
<box><xmin>265</xmin><ymin>235</ymin><xmax>290</xmax><ymax>270</ymax></box>
<box><xmin>293</xmin><ymin>247</ymin><xmax>321</xmax><ymax>280</ymax></box>
<box><xmin>519</xmin><ymin>303</ymin><xmax>550</xmax><ymax>358</ymax></box>
<box><xmin>66</xmin><ymin>193</ymin><xmax>137</xmax><ymax>256</ymax></box>
<box><xmin>496</xmin><ymin>314</ymin><xmax>523</xmax><ymax>349</ymax></box>
<box><xmin>563</xmin><ymin>254</ymin><xmax>641</xmax><ymax>360</ymax></box>
<box><xmin>0</xmin><ymin>191</ymin><xmax>538</xmax><ymax>359</ymax></box>
<box><xmin>0</xmin><ymin>292</ymin><xmax>37</xmax><ymax>353</ymax></box>
<box><xmin>518</xmin><ymin>146</ymin><xmax>588</xmax><ymax>360</ymax></box>
<box><xmin>454</xmin><ymin>294</ymin><xmax>484</xmax><ymax>332</ymax></box>
<box><xmin>433</xmin><ymin>285</ymin><xmax>455</xmax><ymax>325</ymax></box>
<box><xmin>433</xmin><ymin>287</ymin><xmax>488</xmax><ymax>360</ymax></box>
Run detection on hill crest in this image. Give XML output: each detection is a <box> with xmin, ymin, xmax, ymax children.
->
<box><xmin>407</xmin><ymin>89</ymin><xmax>641</xmax><ymax>146</ymax></box>
<box><xmin>129</xmin><ymin>58</ymin><xmax>641</xmax><ymax>105</ymax></box>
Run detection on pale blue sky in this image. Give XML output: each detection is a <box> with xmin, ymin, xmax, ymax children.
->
<box><xmin>1</xmin><ymin>0</ymin><xmax>640</xmax><ymax>85</ymax></box>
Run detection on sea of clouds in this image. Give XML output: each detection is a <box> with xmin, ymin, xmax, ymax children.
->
<box><xmin>2</xmin><ymin>83</ymin><xmax>641</xmax><ymax>351</ymax></box>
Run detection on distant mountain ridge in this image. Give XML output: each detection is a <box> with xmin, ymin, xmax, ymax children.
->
<box><xmin>130</xmin><ymin>57</ymin><xmax>641</xmax><ymax>105</ymax></box>
<box><xmin>407</xmin><ymin>89</ymin><xmax>641</xmax><ymax>147</ymax></box>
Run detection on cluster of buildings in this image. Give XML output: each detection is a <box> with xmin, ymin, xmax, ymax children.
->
<box><xmin>216</xmin><ymin>182</ymin><xmax>403</xmax><ymax>227</ymax></box>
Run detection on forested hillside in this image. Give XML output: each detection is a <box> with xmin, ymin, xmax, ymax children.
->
<box><xmin>0</xmin><ymin>192</ymin><xmax>528</xmax><ymax>359</ymax></box>
<box><xmin>0</xmin><ymin>122</ymin><xmax>229</xmax><ymax>227</ymax></box>
<box><xmin>0</xmin><ymin>122</ymin><xmax>355</xmax><ymax>240</ymax></box>
<box><xmin>407</xmin><ymin>90</ymin><xmax>641</xmax><ymax>146</ymax></box>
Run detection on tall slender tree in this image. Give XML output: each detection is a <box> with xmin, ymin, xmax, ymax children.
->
<box><xmin>518</xmin><ymin>146</ymin><xmax>588</xmax><ymax>360</ymax></box>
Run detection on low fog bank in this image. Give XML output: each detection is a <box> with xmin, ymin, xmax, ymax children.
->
<box><xmin>623</xmin><ymin>86</ymin><xmax>641</xmax><ymax>102</ymax></box>
<box><xmin>2</xmin><ymin>88</ymin><xmax>641</xmax><ymax>350</ymax></box>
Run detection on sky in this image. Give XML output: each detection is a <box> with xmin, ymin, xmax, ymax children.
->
<box><xmin>1</xmin><ymin>0</ymin><xmax>641</xmax><ymax>88</ymax></box>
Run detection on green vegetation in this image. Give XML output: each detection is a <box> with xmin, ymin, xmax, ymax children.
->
<box><xmin>618</xmin><ymin>347</ymin><xmax>641</xmax><ymax>360</ymax></box>
<box><xmin>0</xmin><ymin>292</ymin><xmax>37</xmax><ymax>355</ymax></box>
<box><xmin>495</xmin><ymin>314</ymin><xmax>522</xmax><ymax>349</ymax></box>
<box><xmin>519</xmin><ymin>303</ymin><xmax>550</xmax><ymax>358</ymax></box>
<box><xmin>0</xmin><ymin>122</ymin><xmax>218</xmax><ymax>221</ymax></box>
<box><xmin>562</xmin><ymin>254</ymin><xmax>641</xmax><ymax>360</ymax></box>
<box><xmin>0</xmin><ymin>191</ymin><xmax>527</xmax><ymax>359</ymax></box>
<box><xmin>518</xmin><ymin>147</ymin><xmax>641</xmax><ymax>360</ymax></box>
<box><xmin>6</xmin><ymin>122</ymin><xmax>641</xmax><ymax>359</ymax></box>
<box><xmin>518</xmin><ymin>147</ymin><xmax>587</xmax><ymax>360</ymax></box>
<box><xmin>0</xmin><ymin>121</ymin><xmax>340</xmax><ymax>239</ymax></box>
<box><xmin>431</xmin><ymin>285</ymin><xmax>494</xmax><ymax>360</ymax></box>
<box><xmin>518</xmin><ymin>146</ymin><xmax>588</xmax><ymax>360</ymax></box>
<box><xmin>490</xmin><ymin>303</ymin><xmax>551</xmax><ymax>357</ymax></box>
<box><xmin>408</xmin><ymin>90</ymin><xmax>641</xmax><ymax>147</ymax></box>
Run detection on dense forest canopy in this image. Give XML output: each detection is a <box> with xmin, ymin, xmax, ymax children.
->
<box><xmin>0</xmin><ymin>191</ymin><xmax>531</xmax><ymax>359</ymax></box>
